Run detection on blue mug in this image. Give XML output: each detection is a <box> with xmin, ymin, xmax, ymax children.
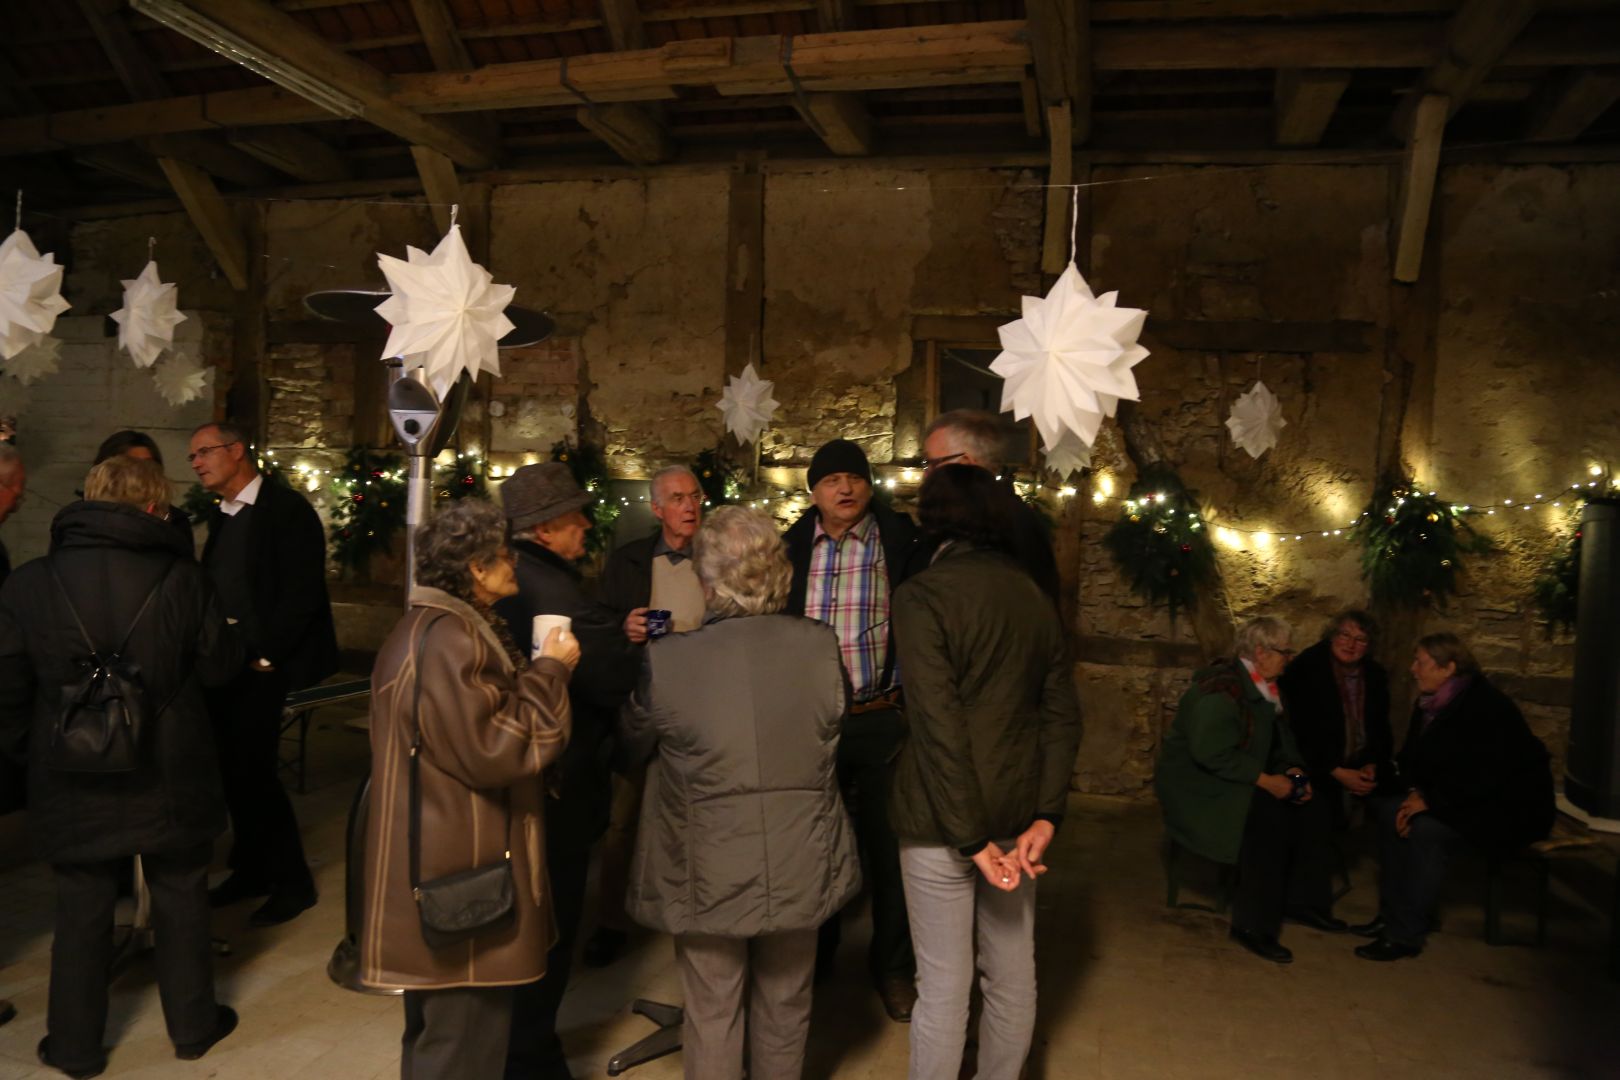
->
<box><xmin>645</xmin><ymin>609</ymin><xmax>673</xmax><ymax>639</ymax></box>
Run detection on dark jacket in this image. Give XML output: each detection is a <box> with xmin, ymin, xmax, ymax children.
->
<box><xmin>598</xmin><ymin>530</ymin><xmax>659</xmax><ymax>616</ymax></box>
<box><xmin>1277</xmin><ymin>640</ymin><xmax>1394</xmax><ymax>785</ymax></box>
<box><xmin>495</xmin><ymin>539</ymin><xmax>637</xmax><ymax>840</ymax></box>
<box><xmin>914</xmin><ymin>496</ymin><xmax>1060</xmax><ymax>609</ymax></box>
<box><xmin>889</xmin><ymin>544</ymin><xmax>1081</xmax><ymax>852</ymax></box>
<box><xmin>1156</xmin><ymin>660</ymin><xmax>1304</xmax><ymax>865</ymax></box>
<box><xmin>201</xmin><ymin>477</ymin><xmax>338</xmax><ymax>691</ymax></box>
<box><xmin>622</xmin><ymin>613</ymin><xmax>860</xmax><ymax>936</ymax></box>
<box><xmin>0</xmin><ymin>502</ymin><xmax>242</xmax><ymax>863</ymax></box>
<box><xmin>1398</xmin><ymin>676</ymin><xmax>1554</xmax><ymax>852</ymax></box>
<box><xmin>784</xmin><ymin>500</ymin><xmax>919</xmax><ymax>691</ymax></box>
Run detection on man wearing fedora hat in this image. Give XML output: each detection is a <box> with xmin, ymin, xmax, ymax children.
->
<box><xmin>494</xmin><ymin>462</ymin><xmax>636</xmax><ymax>1080</ymax></box>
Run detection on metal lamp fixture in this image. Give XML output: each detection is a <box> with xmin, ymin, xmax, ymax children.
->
<box><xmin>130</xmin><ymin>0</ymin><xmax>365</xmax><ymax>119</ymax></box>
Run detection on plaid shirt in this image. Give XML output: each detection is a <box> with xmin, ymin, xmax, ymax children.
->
<box><xmin>806</xmin><ymin>513</ymin><xmax>891</xmax><ymax>702</ymax></box>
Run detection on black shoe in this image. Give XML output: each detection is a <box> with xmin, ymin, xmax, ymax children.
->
<box><xmin>176</xmin><ymin>1005</ymin><xmax>239</xmax><ymax>1061</ymax></box>
<box><xmin>249</xmin><ymin>888</ymin><xmax>317</xmax><ymax>927</ymax></box>
<box><xmin>1229</xmin><ymin>927</ymin><xmax>1293</xmax><ymax>964</ymax></box>
<box><xmin>1348</xmin><ymin>916</ymin><xmax>1386</xmax><ymax>939</ymax></box>
<box><xmin>878</xmin><ymin>976</ymin><xmax>917</xmax><ymax>1023</ymax></box>
<box><xmin>1286</xmin><ymin>907</ymin><xmax>1349</xmax><ymax>934</ymax></box>
<box><xmin>208</xmin><ymin>874</ymin><xmax>270</xmax><ymax>908</ymax></box>
<box><xmin>37</xmin><ymin>1036</ymin><xmax>105</xmax><ymax>1079</ymax></box>
<box><xmin>582</xmin><ymin>927</ymin><xmax>627</xmax><ymax>968</ymax></box>
<box><xmin>0</xmin><ymin>999</ymin><xmax>14</xmax><ymax>1027</ymax></box>
<box><xmin>1355</xmin><ymin>937</ymin><xmax>1422</xmax><ymax>962</ymax></box>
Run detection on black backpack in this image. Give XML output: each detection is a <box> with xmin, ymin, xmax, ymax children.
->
<box><xmin>46</xmin><ymin>561</ymin><xmax>172</xmax><ymax>774</ymax></box>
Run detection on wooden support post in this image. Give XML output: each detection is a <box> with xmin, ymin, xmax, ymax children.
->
<box><xmin>158</xmin><ymin>156</ymin><xmax>248</xmax><ymax>290</ymax></box>
<box><xmin>229</xmin><ymin>199</ymin><xmax>268</xmax><ymax>441</ymax></box>
<box><xmin>227</xmin><ymin>127</ymin><xmax>352</xmax><ymax>182</ymax></box>
<box><xmin>1390</xmin><ymin>0</ymin><xmax>1539</xmax><ymax>134</ymax></box>
<box><xmin>724</xmin><ymin>154</ymin><xmax>766</xmax><ymax>379</ymax></box>
<box><xmin>793</xmin><ymin>92</ymin><xmax>874</xmax><ymax>156</ymax></box>
<box><xmin>410</xmin><ymin>145</ymin><xmax>462</xmax><ymax>237</ymax></box>
<box><xmin>1273</xmin><ymin>69</ymin><xmax>1351</xmax><ymax>147</ymax></box>
<box><xmin>1392</xmin><ymin>93</ymin><xmax>1448</xmax><ymax>284</ymax></box>
<box><xmin>1026</xmin><ymin>0</ymin><xmax>1091</xmax><ymax>145</ymax></box>
<box><xmin>575</xmin><ymin>103</ymin><xmax>674</xmax><ymax>165</ymax></box>
<box><xmin>1041</xmin><ymin>100</ymin><xmax>1075</xmax><ymax>276</ymax></box>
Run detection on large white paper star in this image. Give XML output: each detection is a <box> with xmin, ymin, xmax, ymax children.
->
<box><xmin>1041</xmin><ymin>429</ymin><xmax>1092</xmax><ymax>480</ymax></box>
<box><xmin>1226</xmin><ymin>380</ymin><xmax>1287</xmax><ymax>459</ymax></box>
<box><xmin>111</xmin><ymin>260</ymin><xmax>186</xmax><ymax>369</ymax></box>
<box><xmin>990</xmin><ymin>262</ymin><xmax>1148</xmax><ymax>450</ymax></box>
<box><xmin>152</xmin><ymin>352</ymin><xmax>210</xmax><ymax>406</ymax></box>
<box><xmin>4</xmin><ymin>335</ymin><xmax>60</xmax><ymax>385</ymax></box>
<box><xmin>375</xmin><ymin>225</ymin><xmax>515</xmax><ymax>398</ymax></box>
<box><xmin>0</xmin><ymin>229</ymin><xmax>70</xmax><ymax>361</ymax></box>
<box><xmin>716</xmin><ymin>363</ymin><xmax>779</xmax><ymax>444</ymax></box>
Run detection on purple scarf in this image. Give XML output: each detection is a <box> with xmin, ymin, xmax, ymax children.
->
<box><xmin>1416</xmin><ymin>674</ymin><xmax>1472</xmax><ymax>732</ymax></box>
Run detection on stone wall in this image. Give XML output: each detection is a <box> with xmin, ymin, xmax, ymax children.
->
<box><xmin>35</xmin><ymin>159</ymin><xmax>1620</xmax><ymax>794</ymax></box>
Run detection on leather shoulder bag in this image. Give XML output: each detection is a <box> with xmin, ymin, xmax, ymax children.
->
<box><xmin>408</xmin><ymin>613</ymin><xmax>517</xmax><ymax>949</ymax></box>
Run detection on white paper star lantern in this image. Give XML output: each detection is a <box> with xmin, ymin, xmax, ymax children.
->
<box><xmin>375</xmin><ymin>225</ymin><xmax>515</xmax><ymax>399</ymax></box>
<box><xmin>111</xmin><ymin>260</ymin><xmax>186</xmax><ymax>369</ymax></box>
<box><xmin>4</xmin><ymin>335</ymin><xmax>60</xmax><ymax>385</ymax></box>
<box><xmin>152</xmin><ymin>352</ymin><xmax>210</xmax><ymax>406</ymax></box>
<box><xmin>1041</xmin><ymin>429</ymin><xmax>1092</xmax><ymax>480</ymax></box>
<box><xmin>990</xmin><ymin>263</ymin><xmax>1148</xmax><ymax>450</ymax></box>
<box><xmin>1226</xmin><ymin>380</ymin><xmax>1287</xmax><ymax>459</ymax></box>
<box><xmin>0</xmin><ymin>228</ymin><xmax>70</xmax><ymax>360</ymax></box>
<box><xmin>716</xmin><ymin>363</ymin><xmax>779</xmax><ymax>444</ymax></box>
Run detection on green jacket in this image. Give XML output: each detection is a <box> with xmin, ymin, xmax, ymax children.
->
<box><xmin>1154</xmin><ymin>661</ymin><xmax>1303</xmax><ymax>865</ymax></box>
<box><xmin>889</xmin><ymin>544</ymin><xmax>1081</xmax><ymax>852</ymax></box>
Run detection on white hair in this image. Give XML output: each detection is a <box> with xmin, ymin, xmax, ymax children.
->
<box><xmin>650</xmin><ymin>465</ymin><xmax>699</xmax><ymax>506</ymax></box>
<box><xmin>1234</xmin><ymin>616</ymin><xmax>1291</xmax><ymax>659</ymax></box>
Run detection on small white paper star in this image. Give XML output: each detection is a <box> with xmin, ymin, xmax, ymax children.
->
<box><xmin>1041</xmin><ymin>429</ymin><xmax>1092</xmax><ymax>480</ymax></box>
<box><xmin>0</xmin><ymin>229</ymin><xmax>71</xmax><ymax>361</ymax></box>
<box><xmin>376</xmin><ymin>225</ymin><xmax>515</xmax><ymax>399</ymax></box>
<box><xmin>4</xmin><ymin>335</ymin><xmax>60</xmax><ymax>385</ymax></box>
<box><xmin>990</xmin><ymin>262</ymin><xmax>1148</xmax><ymax>450</ymax></box>
<box><xmin>111</xmin><ymin>260</ymin><xmax>186</xmax><ymax>369</ymax></box>
<box><xmin>716</xmin><ymin>363</ymin><xmax>779</xmax><ymax>445</ymax></box>
<box><xmin>1226</xmin><ymin>380</ymin><xmax>1287</xmax><ymax>459</ymax></box>
<box><xmin>152</xmin><ymin>352</ymin><xmax>210</xmax><ymax>406</ymax></box>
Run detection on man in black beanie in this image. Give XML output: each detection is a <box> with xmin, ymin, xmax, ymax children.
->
<box><xmin>783</xmin><ymin>438</ymin><xmax>920</xmax><ymax>1022</ymax></box>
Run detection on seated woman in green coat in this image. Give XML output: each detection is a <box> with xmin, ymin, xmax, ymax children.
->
<box><xmin>1155</xmin><ymin>616</ymin><xmax>1314</xmax><ymax>964</ymax></box>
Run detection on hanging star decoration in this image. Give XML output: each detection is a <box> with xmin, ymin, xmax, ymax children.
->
<box><xmin>152</xmin><ymin>351</ymin><xmax>210</xmax><ymax>406</ymax></box>
<box><xmin>3</xmin><ymin>335</ymin><xmax>60</xmax><ymax>385</ymax></box>
<box><xmin>990</xmin><ymin>262</ymin><xmax>1149</xmax><ymax>450</ymax></box>
<box><xmin>716</xmin><ymin>363</ymin><xmax>779</xmax><ymax>445</ymax></box>
<box><xmin>0</xmin><ymin>228</ymin><xmax>71</xmax><ymax>361</ymax></box>
<box><xmin>1041</xmin><ymin>430</ymin><xmax>1092</xmax><ymax>480</ymax></box>
<box><xmin>111</xmin><ymin>260</ymin><xmax>186</xmax><ymax>369</ymax></box>
<box><xmin>1225</xmin><ymin>380</ymin><xmax>1287</xmax><ymax>459</ymax></box>
<box><xmin>375</xmin><ymin>223</ymin><xmax>515</xmax><ymax>398</ymax></box>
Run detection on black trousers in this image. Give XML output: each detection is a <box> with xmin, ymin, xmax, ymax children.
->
<box><xmin>49</xmin><ymin>844</ymin><xmax>218</xmax><ymax>1072</ymax></box>
<box><xmin>1373</xmin><ymin>795</ymin><xmax>1460</xmax><ymax>947</ymax></box>
<box><xmin>209</xmin><ymin>668</ymin><xmax>314</xmax><ymax>896</ymax></box>
<box><xmin>504</xmin><ymin>803</ymin><xmax>596</xmax><ymax>1080</ymax></box>
<box><xmin>818</xmin><ymin>706</ymin><xmax>915</xmax><ymax>983</ymax></box>
<box><xmin>403</xmin><ymin>985</ymin><xmax>514</xmax><ymax>1080</ymax></box>
<box><xmin>1284</xmin><ymin>780</ymin><xmax>1342</xmax><ymax>915</ymax></box>
<box><xmin>1232</xmin><ymin>789</ymin><xmax>1329</xmax><ymax>939</ymax></box>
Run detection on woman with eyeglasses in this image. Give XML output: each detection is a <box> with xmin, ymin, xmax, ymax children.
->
<box><xmin>1155</xmin><ymin>616</ymin><xmax>1314</xmax><ymax>964</ymax></box>
<box><xmin>1275</xmin><ymin>610</ymin><xmax>1394</xmax><ymax>933</ymax></box>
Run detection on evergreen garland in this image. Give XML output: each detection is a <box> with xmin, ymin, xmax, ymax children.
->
<box><xmin>1532</xmin><ymin>513</ymin><xmax>1582</xmax><ymax>636</ymax></box>
<box><xmin>1102</xmin><ymin>466</ymin><xmax>1216</xmax><ymax>619</ymax></box>
<box><xmin>693</xmin><ymin>447</ymin><xmax>742</xmax><ymax>507</ymax></box>
<box><xmin>1350</xmin><ymin>479</ymin><xmax>1490</xmax><ymax>609</ymax></box>
<box><xmin>328</xmin><ymin>449</ymin><xmax>407</xmax><ymax>574</ymax></box>
<box><xmin>550</xmin><ymin>439</ymin><xmax>620</xmax><ymax>556</ymax></box>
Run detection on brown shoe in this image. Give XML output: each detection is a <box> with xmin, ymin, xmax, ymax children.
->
<box><xmin>878</xmin><ymin>976</ymin><xmax>917</xmax><ymax>1023</ymax></box>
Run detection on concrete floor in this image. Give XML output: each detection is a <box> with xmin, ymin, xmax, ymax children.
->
<box><xmin>1</xmin><ymin>707</ymin><xmax>1617</xmax><ymax>1080</ymax></box>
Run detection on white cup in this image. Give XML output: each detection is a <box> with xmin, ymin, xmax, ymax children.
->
<box><xmin>531</xmin><ymin>614</ymin><xmax>573</xmax><ymax>659</ymax></box>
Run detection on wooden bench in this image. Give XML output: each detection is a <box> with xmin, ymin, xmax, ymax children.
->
<box><xmin>278</xmin><ymin>678</ymin><xmax>370</xmax><ymax>794</ymax></box>
<box><xmin>1483</xmin><ymin>823</ymin><xmax>1599</xmax><ymax>947</ymax></box>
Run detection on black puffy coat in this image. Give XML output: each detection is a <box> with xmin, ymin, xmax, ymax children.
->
<box><xmin>0</xmin><ymin>502</ymin><xmax>241</xmax><ymax>863</ymax></box>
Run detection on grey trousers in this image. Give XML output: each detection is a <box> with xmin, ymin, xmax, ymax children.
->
<box><xmin>402</xmin><ymin>985</ymin><xmax>513</xmax><ymax>1080</ymax></box>
<box><xmin>674</xmin><ymin>929</ymin><xmax>818</xmax><ymax>1080</ymax></box>
<box><xmin>900</xmin><ymin>841</ymin><xmax>1038</xmax><ymax>1080</ymax></box>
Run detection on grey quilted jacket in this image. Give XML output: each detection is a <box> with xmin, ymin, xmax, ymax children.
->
<box><xmin>621</xmin><ymin>613</ymin><xmax>860</xmax><ymax>937</ymax></box>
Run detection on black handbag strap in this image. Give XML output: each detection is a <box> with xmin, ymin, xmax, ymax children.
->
<box><xmin>407</xmin><ymin>614</ymin><xmax>513</xmax><ymax>899</ymax></box>
<box><xmin>47</xmin><ymin>558</ymin><xmax>173</xmax><ymax>664</ymax></box>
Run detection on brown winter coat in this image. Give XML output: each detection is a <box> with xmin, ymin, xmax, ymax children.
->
<box><xmin>360</xmin><ymin>587</ymin><xmax>572</xmax><ymax>991</ymax></box>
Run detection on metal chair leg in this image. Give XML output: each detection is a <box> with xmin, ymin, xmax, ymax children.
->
<box><xmin>605</xmin><ymin>999</ymin><xmax>683</xmax><ymax>1076</ymax></box>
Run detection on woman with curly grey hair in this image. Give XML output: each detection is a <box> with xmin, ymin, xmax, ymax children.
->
<box><xmin>622</xmin><ymin>505</ymin><xmax>859</xmax><ymax>1080</ymax></box>
<box><xmin>359</xmin><ymin>499</ymin><xmax>580</xmax><ymax>1079</ymax></box>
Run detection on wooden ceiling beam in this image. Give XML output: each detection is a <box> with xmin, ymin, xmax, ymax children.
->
<box><xmin>575</xmin><ymin>102</ymin><xmax>673</xmax><ymax>164</ymax></box>
<box><xmin>226</xmin><ymin>126</ymin><xmax>351</xmax><ymax>181</ymax></box>
<box><xmin>148</xmin><ymin>0</ymin><xmax>496</xmax><ymax>168</ymax></box>
<box><xmin>1273</xmin><ymin>69</ymin><xmax>1351</xmax><ymax>146</ymax></box>
<box><xmin>600</xmin><ymin>0</ymin><xmax>649</xmax><ymax>51</ymax></box>
<box><xmin>76</xmin><ymin>0</ymin><xmax>171</xmax><ymax>101</ymax></box>
<box><xmin>792</xmin><ymin>92</ymin><xmax>874</xmax><ymax>155</ymax></box>
<box><xmin>1390</xmin><ymin>0</ymin><xmax>1540</xmax><ymax>135</ymax></box>
<box><xmin>1526</xmin><ymin>66</ymin><xmax>1620</xmax><ymax>141</ymax></box>
<box><xmin>1392</xmin><ymin>92</ymin><xmax>1447</xmax><ymax>284</ymax></box>
<box><xmin>406</xmin><ymin>0</ymin><xmax>475</xmax><ymax>73</ymax></box>
<box><xmin>141</xmin><ymin>133</ymin><xmax>279</xmax><ymax>186</ymax></box>
<box><xmin>157</xmin><ymin>155</ymin><xmax>248</xmax><ymax>289</ymax></box>
<box><xmin>1025</xmin><ymin>0</ymin><xmax>1091</xmax><ymax>144</ymax></box>
<box><xmin>74</xmin><ymin>145</ymin><xmax>171</xmax><ymax>190</ymax></box>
